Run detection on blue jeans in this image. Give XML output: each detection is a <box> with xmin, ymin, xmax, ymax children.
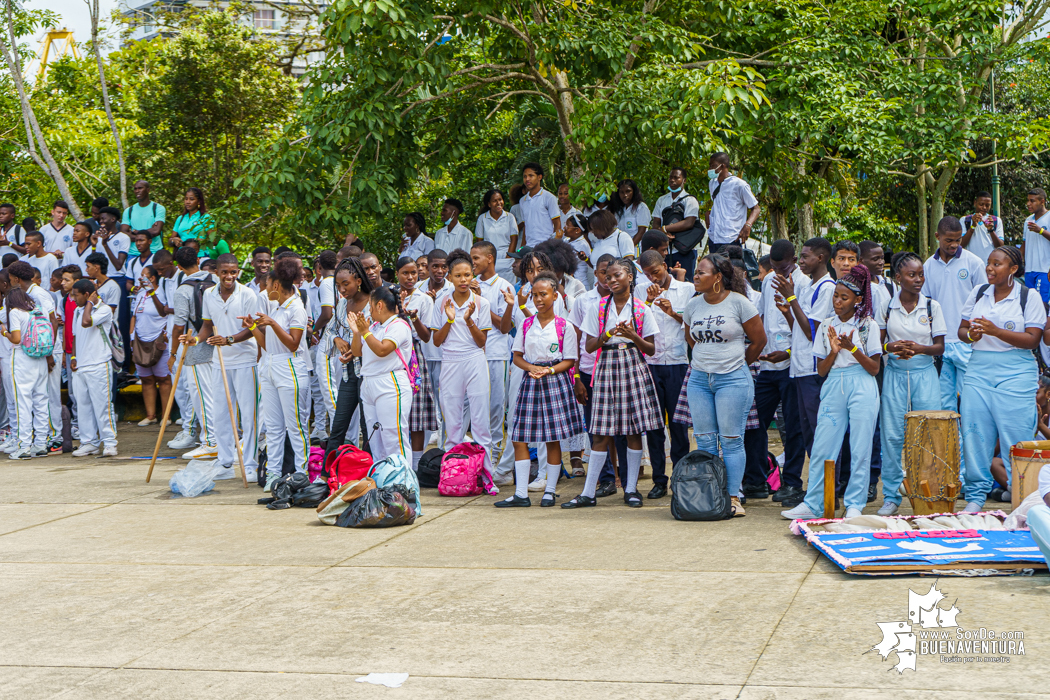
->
<box><xmin>686</xmin><ymin>364</ymin><xmax>754</xmax><ymax>498</ymax></box>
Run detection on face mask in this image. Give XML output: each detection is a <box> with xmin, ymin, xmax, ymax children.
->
<box><xmin>668</xmin><ymin>185</ymin><xmax>682</xmax><ymax>193</ymax></box>
<box><xmin>596</xmin><ymin>194</ymin><xmax>607</xmax><ymax>203</ymax></box>
<box><xmin>443</xmin><ymin>217</ymin><xmax>453</xmax><ymax>227</ymax></box>
<box><xmin>707</xmin><ymin>169</ymin><xmax>719</xmax><ymax>180</ymax></box>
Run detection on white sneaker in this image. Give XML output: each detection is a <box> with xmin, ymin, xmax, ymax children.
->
<box><xmin>962</xmin><ymin>501</ymin><xmax>983</xmax><ymax>514</ymax></box>
<box><xmin>102</xmin><ymin>446</ymin><xmax>118</xmax><ymax>457</ymax></box>
<box><xmin>9</xmin><ymin>448</ymin><xmax>31</xmax><ymax>460</ymax></box>
<box><xmin>71</xmin><ymin>427</ymin><xmax>80</xmax><ymax>440</ymax></box>
<box><xmin>263</xmin><ymin>473</ymin><xmax>279</xmax><ymax>493</ymax></box>
<box><xmin>0</xmin><ymin>439</ymin><xmax>16</xmax><ymax>454</ymax></box>
<box><xmin>72</xmin><ymin>444</ymin><xmax>100</xmax><ymax>457</ymax></box>
<box><xmin>30</xmin><ymin>446</ymin><xmax>47</xmax><ymax>458</ymax></box>
<box><xmin>845</xmin><ymin>507</ymin><xmax>863</xmax><ymax>518</ymax></box>
<box><xmin>492</xmin><ymin>473</ymin><xmax>513</xmax><ymax>487</ymax></box>
<box><xmin>527</xmin><ymin>477</ymin><xmax>547</xmax><ymax>492</ymax></box>
<box><xmin>781</xmin><ymin>503</ymin><xmax>817</xmax><ymax>520</ymax></box>
<box><xmin>167</xmin><ymin>431</ymin><xmax>197</xmax><ymax>450</ymax></box>
<box><xmin>175</xmin><ymin>418</ymin><xmax>183</xmax><ymax>426</ymax></box>
<box><xmin>182</xmin><ymin>444</ymin><xmax>218</xmax><ymax>460</ymax></box>
<box><xmin>137</xmin><ymin>417</ymin><xmax>158</xmax><ymax>427</ymax></box>
<box><xmin>244</xmin><ymin>467</ymin><xmax>258</xmax><ymax>483</ymax></box>
<box><xmin>213</xmin><ymin>465</ymin><xmax>236</xmax><ymax>480</ymax></box>
<box><xmin>877</xmin><ymin>501</ymin><xmax>899</xmax><ymax>516</ymax></box>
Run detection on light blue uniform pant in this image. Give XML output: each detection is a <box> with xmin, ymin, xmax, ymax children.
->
<box><xmin>1028</xmin><ymin>503</ymin><xmax>1050</xmax><ymax>565</ymax></box>
<box><xmin>960</xmin><ymin>349</ymin><xmax>1038</xmax><ymax>506</ymax></box>
<box><xmin>803</xmin><ymin>365</ymin><xmax>880</xmax><ymax>513</ymax></box>
<box><xmin>940</xmin><ymin>341</ymin><xmax>970</xmax><ymax>486</ymax></box>
<box><xmin>880</xmin><ymin>359</ymin><xmax>941</xmax><ymax>505</ymax></box>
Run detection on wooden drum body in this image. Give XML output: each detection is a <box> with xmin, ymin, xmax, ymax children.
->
<box><xmin>1008</xmin><ymin>444</ymin><xmax>1049</xmax><ymax>510</ymax></box>
<box><xmin>902</xmin><ymin>410</ymin><xmax>962</xmax><ymax>515</ymax></box>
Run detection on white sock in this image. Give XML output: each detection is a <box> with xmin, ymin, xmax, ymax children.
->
<box><xmin>626</xmin><ymin>448</ymin><xmax>643</xmax><ymax>494</ymax></box>
<box><xmin>514</xmin><ymin>459</ymin><xmax>531</xmax><ymax>499</ymax></box>
<box><xmin>412</xmin><ymin>450</ymin><xmax>423</xmax><ymax>472</ymax></box>
<box><xmin>545</xmin><ymin>463</ymin><xmax>560</xmax><ymax>494</ymax></box>
<box><xmin>582</xmin><ymin>451</ymin><xmax>607</xmax><ymax>498</ymax></box>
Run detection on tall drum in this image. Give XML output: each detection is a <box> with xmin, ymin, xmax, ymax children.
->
<box><xmin>1008</xmin><ymin>443</ymin><xmax>1050</xmax><ymax>510</ymax></box>
<box><xmin>902</xmin><ymin>410</ymin><xmax>962</xmax><ymax>515</ymax></box>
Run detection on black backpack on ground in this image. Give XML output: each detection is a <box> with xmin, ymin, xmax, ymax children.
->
<box><xmin>670</xmin><ymin>450</ymin><xmax>733</xmax><ymax>521</ymax></box>
<box><xmin>417</xmin><ymin>448</ymin><xmax>445</xmax><ymax>488</ymax></box>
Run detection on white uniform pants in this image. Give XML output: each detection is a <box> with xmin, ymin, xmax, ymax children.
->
<box><xmin>362</xmin><ymin>371</ymin><xmax>411</xmax><ymax>462</ymax></box>
<box><xmin>73</xmin><ymin>362</ymin><xmax>116</xmax><ymax>448</ymax></box>
<box><xmin>440</xmin><ymin>358</ymin><xmax>493</xmax><ymax>472</ymax></box>
<box><xmin>212</xmin><ymin>365</ymin><xmax>260</xmax><ymax>470</ymax></box>
<box><xmin>488</xmin><ymin>360</ymin><xmax>508</xmax><ymax>463</ymax></box>
<box><xmin>10</xmin><ymin>352</ymin><xmax>49</xmax><ymax>450</ymax></box>
<box><xmin>174</xmin><ymin>354</ymin><xmax>196</xmax><ymax>434</ymax></box>
<box><xmin>262</xmin><ymin>355</ymin><xmax>310</xmax><ymax>477</ymax></box>
<box><xmin>309</xmin><ymin>346</ymin><xmax>327</xmax><ymax>439</ymax></box>
<box><xmin>318</xmin><ymin>351</ymin><xmax>341</xmax><ymax>438</ymax></box>
<box><xmin>187</xmin><ymin>362</ymin><xmax>217</xmax><ymax>447</ymax></box>
<box><xmin>64</xmin><ymin>354</ymin><xmax>78</xmax><ymax>431</ymax></box>
<box><xmin>1</xmin><ymin>355</ymin><xmax>16</xmax><ymax>433</ymax></box>
<box><xmin>47</xmin><ymin>348</ymin><xmax>63</xmax><ymax>442</ymax></box>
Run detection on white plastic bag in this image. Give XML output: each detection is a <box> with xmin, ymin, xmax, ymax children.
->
<box><xmin>1003</xmin><ymin>490</ymin><xmax>1043</xmax><ymax>530</ymax></box>
<box><xmin>169</xmin><ymin>459</ymin><xmax>218</xmax><ymax>497</ymax></box>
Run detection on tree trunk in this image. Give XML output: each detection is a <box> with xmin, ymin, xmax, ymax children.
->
<box><xmin>768</xmin><ymin>203</ymin><xmax>789</xmax><ymax>241</ymax></box>
<box><xmin>89</xmin><ymin>0</ymin><xmax>128</xmax><ymax>209</ymax></box>
<box><xmin>0</xmin><ymin>3</ymin><xmax>84</xmax><ymax>220</ymax></box>
<box><xmin>916</xmin><ymin>172</ymin><xmax>929</xmax><ymax>258</ymax></box>
<box><xmin>928</xmin><ymin>164</ymin><xmax>956</xmax><ymax>246</ymax></box>
<box><xmin>794</xmin><ymin>157</ymin><xmax>813</xmax><ymax>241</ymax></box>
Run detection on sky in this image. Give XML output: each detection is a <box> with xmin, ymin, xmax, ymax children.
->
<box><xmin>28</xmin><ymin>0</ymin><xmax>125</xmax><ymax>49</ymax></box>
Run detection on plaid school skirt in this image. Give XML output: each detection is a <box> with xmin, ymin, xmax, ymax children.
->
<box><xmin>590</xmin><ymin>344</ymin><xmax>662</xmax><ymax>436</ymax></box>
<box><xmin>409</xmin><ymin>341</ymin><xmax>439</xmax><ymax>432</ymax></box>
<box><xmin>511</xmin><ymin>364</ymin><xmax>586</xmax><ymax>444</ymax></box>
<box><xmin>673</xmin><ymin>365</ymin><xmax>761</xmax><ymax>429</ymax></box>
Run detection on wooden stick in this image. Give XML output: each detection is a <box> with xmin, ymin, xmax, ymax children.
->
<box><xmin>146</xmin><ymin>347</ymin><xmax>188</xmax><ymax>483</ymax></box>
<box><xmin>216</xmin><ymin>345</ymin><xmax>248</xmax><ymax>488</ymax></box>
<box><xmin>823</xmin><ymin>459</ymin><xmax>836</xmax><ymax>519</ymax></box>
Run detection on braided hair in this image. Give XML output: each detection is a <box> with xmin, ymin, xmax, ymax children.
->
<box><xmin>992</xmin><ymin>244</ymin><xmax>1024</xmax><ymax>278</ymax></box>
<box><xmin>607</xmin><ymin>257</ymin><xmax>637</xmax><ymax>295</ymax></box>
<box><xmin>405</xmin><ymin>212</ymin><xmax>427</xmax><ymax>234</ymax></box>
<box><xmin>336</xmin><ymin>256</ymin><xmax>374</xmax><ymax>295</ymax></box>
<box><xmin>371</xmin><ymin>285</ymin><xmax>410</xmax><ymax>324</ymax></box>
<box><xmin>838</xmin><ymin>264</ymin><xmax>874</xmax><ymax>320</ymax></box>
<box><xmin>890</xmin><ymin>250</ymin><xmax>922</xmax><ymax>278</ymax></box>
<box><xmin>519</xmin><ymin>250</ymin><xmax>554</xmax><ymax>279</ymax></box>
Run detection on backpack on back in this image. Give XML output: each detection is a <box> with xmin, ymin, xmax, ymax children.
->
<box><xmin>670</xmin><ymin>450</ymin><xmax>733</xmax><ymax>521</ymax></box>
<box><xmin>20</xmin><ymin>306</ymin><xmax>54</xmax><ymax>358</ymax></box>
<box><xmin>438</xmin><ymin>442</ymin><xmax>497</xmax><ymax>497</ymax></box>
<box><xmin>522</xmin><ymin>315</ymin><xmax>573</xmax><ymax>384</ymax></box>
<box><xmin>180</xmin><ymin>277</ymin><xmax>216</xmax><ymax>332</ymax></box>
<box><xmin>324</xmin><ymin>444</ymin><xmax>373</xmax><ymax>493</ymax></box>
<box><xmin>416</xmin><ymin>447</ymin><xmax>445</xmax><ymax>488</ymax></box>
<box><xmin>389</xmin><ymin>320</ymin><xmax>422</xmax><ymax>395</ymax></box>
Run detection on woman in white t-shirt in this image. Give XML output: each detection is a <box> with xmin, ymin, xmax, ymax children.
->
<box><xmin>350</xmin><ymin>286</ymin><xmax>414</xmax><ymax>462</ymax></box>
<box><xmin>959</xmin><ymin>245</ymin><xmax>1047</xmax><ymax>512</ymax></box>
<box><xmin>682</xmin><ymin>254</ymin><xmax>766</xmax><ymax>517</ymax></box>
<box><xmin>608</xmin><ymin>179</ymin><xmax>652</xmax><ymax>246</ymax></box>
<box><xmin>587</xmin><ymin>209</ymin><xmax>635</xmax><ymax>264</ymax></box>
<box><xmin>129</xmin><ymin>265</ymin><xmax>171</xmax><ymax>426</ymax></box>
<box><xmin>396</xmin><ymin>256</ymin><xmax>437</xmax><ymax>469</ymax></box>
<box><xmin>475</xmin><ymin>189</ymin><xmax>518</xmax><ymax>281</ymax></box>
<box><xmin>782</xmin><ymin>265</ymin><xmax>883</xmax><ymax>521</ymax></box>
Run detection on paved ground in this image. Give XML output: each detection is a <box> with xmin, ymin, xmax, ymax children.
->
<box><xmin>1</xmin><ymin>425</ymin><xmax>1047</xmax><ymax>699</ymax></box>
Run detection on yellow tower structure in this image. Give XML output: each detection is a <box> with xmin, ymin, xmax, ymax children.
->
<box><xmin>38</xmin><ymin>27</ymin><xmax>80</xmax><ymax>76</ymax></box>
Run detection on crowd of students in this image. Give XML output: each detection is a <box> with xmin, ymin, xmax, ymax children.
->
<box><xmin>2</xmin><ymin>165</ymin><xmax>1048</xmax><ymax>523</ymax></box>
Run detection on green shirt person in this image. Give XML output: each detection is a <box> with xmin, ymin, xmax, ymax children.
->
<box><xmin>121</xmin><ymin>180</ymin><xmax>166</xmax><ymax>256</ymax></box>
<box><xmin>169</xmin><ymin>187</ymin><xmax>228</xmax><ymax>258</ymax></box>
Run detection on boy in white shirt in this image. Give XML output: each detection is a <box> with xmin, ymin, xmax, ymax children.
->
<box><xmin>38</xmin><ymin>200</ymin><xmax>72</xmax><ymax>258</ymax></box>
<box><xmin>70</xmin><ymin>279</ymin><xmax>118</xmax><ymax>457</ymax></box>
<box><xmin>20</xmin><ymin>232</ymin><xmax>59</xmax><ymax>285</ymax></box>
<box><xmin>962</xmin><ymin>190</ymin><xmax>1003</xmax><ymax>263</ymax></box>
<box><xmin>1022</xmin><ymin>187</ymin><xmax>1050</xmax><ymax>304</ymax></box>
<box><xmin>433</xmin><ymin>199</ymin><xmax>473</xmax><ymax>254</ymax></box>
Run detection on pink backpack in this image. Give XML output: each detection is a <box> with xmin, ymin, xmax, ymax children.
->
<box><xmin>308</xmin><ymin>446</ymin><xmax>325</xmax><ymax>483</ymax></box>
<box><xmin>438</xmin><ymin>443</ymin><xmax>497</xmax><ymax>497</ymax></box>
<box><xmin>521</xmin><ymin>315</ymin><xmax>573</xmax><ymax>384</ymax></box>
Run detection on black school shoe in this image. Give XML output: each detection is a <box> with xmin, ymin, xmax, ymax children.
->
<box><xmin>743</xmin><ymin>484</ymin><xmax>770</xmax><ymax>499</ymax></box>
<box><xmin>624</xmin><ymin>491</ymin><xmax>643</xmax><ymax>508</ymax></box>
<box><xmin>495</xmin><ymin>495</ymin><xmax>531</xmax><ymax>508</ymax></box>
<box><xmin>988</xmin><ymin>487</ymin><xmax>1011</xmax><ymax>503</ymax></box>
<box><xmin>867</xmin><ymin>484</ymin><xmax>878</xmax><ymax>503</ymax></box>
<box><xmin>540</xmin><ymin>493</ymin><xmax>557</xmax><ymax>507</ymax></box>
<box><xmin>595</xmin><ymin>482</ymin><xmax>617</xmax><ymax>498</ymax></box>
<box><xmin>647</xmin><ymin>483</ymin><xmax>667</xmax><ymax>499</ymax></box>
<box><xmin>561</xmin><ymin>495</ymin><xmax>597</xmax><ymax>509</ymax></box>
<box><xmin>772</xmin><ymin>485</ymin><xmax>802</xmax><ymax>503</ymax></box>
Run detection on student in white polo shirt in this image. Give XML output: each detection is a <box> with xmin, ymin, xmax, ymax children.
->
<box><xmin>518</xmin><ymin>162</ymin><xmax>563</xmax><ymax>247</ymax></box>
<box><xmin>38</xmin><ymin>200</ymin><xmax>73</xmax><ymax>258</ymax></box>
<box><xmin>20</xmin><ymin>232</ymin><xmax>59</xmax><ymax>285</ymax></box>
<box><xmin>62</xmin><ymin>222</ymin><xmax>96</xmax><ymax>275</ymax></box>
<box><xmin>192</xmin><ymin>253</ymin><xmax>262</xmax><ymax>481</ymax></box>
<box><xmin>399</xmin><ymin>212</ymin><xmax>435</xmax><ymax>263</ymax></box>
<box><xmin>609</xmin><ymin>179</ymin><xmax>652</xmax><ymax>246</ymax></box>
<box><xmin>433</xmin><ymin>198</ymin><xmax>473</xmax><ymax>254</ymax></box>
<box><xmin>923</xmin><ymin>216</ymin><xmax>986</xmax><ymax>485</ymax></box>
<box><xmin>1021</xmin><ymin>187</ymin><xmax>1050</xmax><ymax>305</ymax></box>
<box><xmin>962</xmin><ymin>190</ymin><xmax>1003</xmax><ymax>263</ymax></box>
<box><xmin>635</xmin><ymin>249</ymin><xmax>693</xmax><ymax>499</ymax></box>
<box><xmin>475</xmin><ymin>190</ymin><xmax>518</xmax><ymax>281</ymax></box>
<box><xmin>650</xmin><ymin>166</ymin><xmax>702</xmax><ymax>280</ymax></box>
<box><xmin>470</xmin><ymin>241</ymin><xmax>514</xmax><ymax>462</ymax></box>
<box><xmin>705</xmin><ymin>152</ymin><xmax>760</xmax><ymax>255</ymax></box>
<box><xmin>70</xmin><ymin>279</ymin><xmax>118</xmax><ymax>457</ymax></box>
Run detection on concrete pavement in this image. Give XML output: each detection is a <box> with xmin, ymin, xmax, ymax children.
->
<box><xmin>0</xmin><ymin>425</ymin><xmax>1047</xmax><ymax>699</ymax></box>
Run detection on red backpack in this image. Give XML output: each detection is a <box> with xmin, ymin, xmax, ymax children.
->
<box><xmin>324</xmin><ymin>444</ymin><xmax>373</xmax><ymax>492</ymax></box>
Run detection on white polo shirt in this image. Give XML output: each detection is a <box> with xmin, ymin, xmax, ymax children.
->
<box><xmin>0</xmin><ymin>223</ymin><xmax>24</xmax><ymax>260</ymax></box>
<box><xmin>475</xmin><ymin>211</ymin><xmax>518</xmax><ymax>263</ymax></box>
<box><xmin>361</xmin><ymin>316</ymin><xmax>413</xmax><ymax>377</ymax></box>
<box><xmin>420</xmin><ymin>279</ymin><xmax>452</xmax><ymax>362</ymax></box>
<box><xmin>569</xmin><ymin>288</ymin><xmax>600</xmax><ymax>374</ymax></box>
<box><xmin>127</xmin><ymin>252</ymin><xmax>155</xmax><ymax>287</ymax></box>
<box><xmin>21</xmin><ymin>253</ymin><xmax>59</xmax><ymax>286</ymax></box>
<box><xmin>590</xmin><ymin>229</ymin><xmax>635</xmax><ymax>264</ymax></box>
<box><xmin>922</xmin><ymin>246</ymin><xmax>987</xmax><ymax>343</ymax></box>
<box><xmin>963</xmin><ymin>214</ymin><xmax>1004</xmax><ymax>263</ymax></box>
<box><xmin>581</xmin><ymin>296</ymin><xmax>660</xmax><ymax>345</ymax></box>
<box><xmin>708</xmin><ymin>176</ymin><xmax>759</xmax><ymax>245</ymax></box>
<box><xmin>789</xmin><ymin>273</ymin><xmax>835</xmax><ymax>378</ymax></box>
<box><xmin>1023</xmin><ymin>211</ymin><xmax>1050</xmax><ymax>277</ymax></box>
<box><xmin>870</xmin><ymin>280</ymin><xmax>891</xmax><ymax>330</ymax></box>
<box><xmin>40</xmin><ymin>222</ymin><xmax>73</xmax><ymax>255</ymax></box>
<box><xmin>428</xmin><ymin>290</ymin><xmax>492</xmax><ymax>362</ymax></box>
<box><xmin>72</xmin><ymin>302</ymin><xmax>114</xmax><ymax>368</ymax></box>
<box><xmin>201</xmin><ymin>282</ymin><xmax>260</xmax><ymax>369</ymax></box>
<box><xmin>513</xmin><ymin>316</ymin><xmax>579</xmax><ymax>364</ymax></box>
<box><xmin>402</xmin><ymin>234</ymin><xmax>435</xmax><ymax>261</ymax></box>
<box><xmin>633</xmin><ymin>278</ymin><xmax>692</xmax><ymax>365</ymax></box>
<box><xmin>476</xmin><ymin>273</ymin><xmax>513</xmax><ymax>361</ymax></box>
<box><xmin>403</xmin><ymin>287</ymin><xmax>434</xmax><ymax>342</ymax></box>
<box><xmin>758</xmin><ymin>266</ymin><xmax>805</xmax><ymax>371</ymax></box>
<box><xmin>266</xmin><ymin>295</ymin><xmax>309</xmax><ymax>359</ymax></box>
<box><xmin>881</xmin><ymin>293</ymin><xmax>947</xmax><ymax>346</ymax></box>
<box><xmin>519</xmin><ymin>187</ymin><xmax>562</xmax><ymax>247</ymax></box>
<box><xmin>433</xmin><ymin>222</ymin><xmax>473</xmax><ymax>255</ymax></box>
<box><xmin>615</xmin><ymin>202</ymin><xmax>652</xmax><ymax>241</ymax></box>
<box><xmin>813</xmin><ymin>315</ymin><xmax>882</xmax><ymax>369</ymax></box>
<box><xmin>96</xmin><ymin>278</ymin><xmax>121</xmax><ymax>310</ymax></box>
<box><xmin>961</xmin><ymin>283</ymin><xmax>1047</xmax><ymax>353</ymax></box>
<box><xmin>95</xmin><ymin>232</ymin><xmax>131</xmax><ymax>277</ymax></box>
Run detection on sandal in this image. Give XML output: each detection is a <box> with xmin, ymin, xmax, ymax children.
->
<box><xmin>731</xmin><ymin>496</ymin><xmax>746</xmax><ymax>517</ymax></box>
<box><xmin>570</xmin><ymin>458</ymin><xmax>585</xmax><ymax>478</ymax></box>
<box><xmin>561</xmin><ymin>495</ymin><xmax>596</xmax><ymax>509</ymax></box>
<box><xmin>540</xmin><ymin>493</ymin><xmax>557</xmax><ymax>507</ymax></box>
<box><xmin>624</xmin><ymin>491</ymin><xmax>643</xmax><ymax>508</ymax></box>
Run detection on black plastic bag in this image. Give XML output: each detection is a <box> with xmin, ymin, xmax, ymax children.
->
<box><xmin>293</xmin><ymin>482</ymin><xmax>329</xmax><ymax>508</ymax></box>
<box><xmin>670</xmin><ymin>450</ymin><xmax>733</xmax><ymax>521</ymax></box>
<box><xmin>336</xmin><ymin>485</ymin><xmax>418</xmax><ymax>528</ymax></box>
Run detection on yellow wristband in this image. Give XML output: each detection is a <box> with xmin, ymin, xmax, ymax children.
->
<box><xmin>785</xmin><ymin>295</ymin><xmax>797</xmax><ymax>303</ymax></box>
<box><xmin>605</xmin><ymin>329</ymin><xmax>613</xmax><ymax>339</ymax></box>
<box><xmin>248</xmin><ymin>323</ymin><xmax>257</xmax><ymax>331</ymax></box>
<box><xmin>850</xmin><ymin>346</ymin><xmax>859</xmax><ymax>354</ymax></box>
<box><xmin>518</xmin><ymin>304</ymin><xmax>527</xmax><ymax>310</ymax></box>
<box><xmin>363</xmin><ymin>332</ymin><xmax>373</xmax><ymax>340</ymax></box>
<box><xmin>447</xmin><ymin>317</ymin><xmax>455</xmax><ymax>325</ymax></box>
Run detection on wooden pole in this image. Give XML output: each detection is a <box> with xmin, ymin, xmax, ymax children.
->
<box><xmin>216</xmin><ymin>345</ymin><xmax>248</xmax><ymax>488</ymax></box>
<box><xmin>146</xmin><ymin>347</ymin><xmax>187</xmax><ymax>483</ymax></box>
<box><xmin>823</xmin><ymin>459</ymin><xmax>836</xmax><ymax>519</ymax></box>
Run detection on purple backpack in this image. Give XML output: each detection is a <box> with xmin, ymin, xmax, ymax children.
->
<box><xmin>438</xmin><ymin>443</ymin><xmax>497</xmax><ymax>497</ymax></box>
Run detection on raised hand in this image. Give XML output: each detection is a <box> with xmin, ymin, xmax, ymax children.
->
<box><xmin>464</xmin><ymin>300</ymin><xmax>476</xmax><ymax>322</ymax></box>
<box><xmin>443</xmin><ymin>297</ymin><xmax>456</xmax><ymax>322</ymax></box>
<box><xmin>827</xmin><ymin>325</ymin><xmax>842</xmax><ymax>354</ymax></box>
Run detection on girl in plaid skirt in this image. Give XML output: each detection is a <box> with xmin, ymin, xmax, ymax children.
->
<box><xmin>496</xmin><ymin>273</ymin><xmax>585</xmax><ymax>508</ymax></box>
<box><xmin>564</xmin><ymin>258</ymin><xmax>662</xmax><ymax>509</ymax></box>
<box><xmin>395</xmin><ymin>256</ymin><xmax>439</xmax><ymax>471</ymax></box>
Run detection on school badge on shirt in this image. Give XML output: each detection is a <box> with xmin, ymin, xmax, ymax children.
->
<box><xmin>958</xmin><ymin>269</ymin><xmax>969</xmax><ymax>280</ymax></box>
<box><xmin>919</xmin><ymin>315</ymin><xmax>929</xmax><ymax>325</ymax></box>
<box><xmin>1004</xmin><ymin>321</ymin><xmax>1016</xmax><ymax>331</ymax></box>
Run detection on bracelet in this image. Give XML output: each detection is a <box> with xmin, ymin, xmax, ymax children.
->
<box><xmin>548</xmin><ymin>367</ymin><xmax>555</xmax><ymax>375</ymax></box>
<box><xmin>965</xmin><ymin>329</ymin><xmax>972</xmax><ymax>342</ymax></box>
<box><xmin>147</xmin><ymin>290</ymin><xmax>155</xmax><ymax>297</ymax></box>
<box><xmin>883</xmin><ymin>342</ymin><xmax>889</xmax><ymax>354</ymax></box>
<box><xmin>784</xmin><ymin>295</ymin><xmax>797</xmax><ymax>303</ymax></box>
<box><xmin>362</xmin><ymin>332</ymin><xmax>373</xmax><ymax>341</ymax></box>
<box><xmin>850</xmin><ymin>346</ymin><xmax>859</xmax><ymax>354</ymax></box>
<box><xmin>248</xmin><ymin>323</ymin><xmax>257</xmax><ymax>331</ymax></box>
<box><xmin>518</xmin><ymin>304</ymin><xmax>527</xmax><ymax>310</ymax></box>
<box><xmin>605</xmin><ymin>329</ymin><xmax>613</xmax><ymax>339</ymax></box>
<box><xmin>447</xmin><ymin>317</ymin><xmax>455</xmax><ymax>325</ymax></box>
